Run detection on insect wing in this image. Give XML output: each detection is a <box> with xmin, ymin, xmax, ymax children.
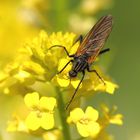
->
<box><xmin>76</xmin><ymin>15</ymin><xmax>113</xmax><ymax>63</ymax></box>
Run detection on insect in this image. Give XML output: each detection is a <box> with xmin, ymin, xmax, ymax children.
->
<box><xmin>49</xmin><ymin>15</ymin><xmax>113</xmax><ymax>110</ymax></box>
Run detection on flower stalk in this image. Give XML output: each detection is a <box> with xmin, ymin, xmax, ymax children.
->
<box><xmin>56</xmin><ymin>87</ymin><xmax>71</xmax><ymax>140</ymax></box>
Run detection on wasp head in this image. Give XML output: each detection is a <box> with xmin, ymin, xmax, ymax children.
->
<box><xmin>69</xmin><ymin>70</ymin><xmax>77</xmax><ymax>77</ymax></box>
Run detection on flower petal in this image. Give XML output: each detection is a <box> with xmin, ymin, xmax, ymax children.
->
<box><xmin>105</xmin><ymin>81</ymin><xmax>118</xmax><ymax>94</ymax></box>
<box><xmin>24</xmin><ymin>92</ymin><xmax>39</xmax><ymax>108</ymax></box>
<box><xmin>57</xmin><ymin>76</ymin><xmax>70</xmax><ymax>87</ymax></box>
<box><xmin>58</xmin><ymin>58</ymin><xmax>71</xmax><ymax>72</ymax></box>
<box><xmin>41</xmin><ymin>113</ymin><xmax>54</xmax><ymax>130</ymax></box>
<box><xmin>69</xmin><ymin>108</ymin><xmax>84</xmax><ymax>123</ymax></box>
<box><xmin>14</xmin><ymin>70</ymin><xmax>31</xmax><ymax>82</ymax></box>
<box><xmin>94</xmin><ymin>81</ymin><xmax>118</xmax><ymax>94</ymax></box>
<box><xmin>87</xmin><ymin>121</ymin><xmax>101</xmax><ymax>138</ymax></box>
<box><xmin>76</xmin><ymin>122</ymin><xmax>89</xmax><ymax>137</ymax></box>
<box><xmin>110</xmin><ymin>114</ymin><xmax>123</xmax><ymax>125</ymax></box>
<box><xmin>25</xmin><ymin>112</ymin><xmax>40</xmax><ymax>130</ymax></box>
<box><xmin>40</xmin><ymin>97</ymin><xmax>56</xmax><ymax>110</ymax></box>
<box><xmin>69</xmin><ymin>42</ymin><xmax>79</xmax><ymax>55</ymax></box>
<box><xmin>71</xmin><ymin>79</ymin><xmax>82</xmax><ymax>89</ymax></box>
<box><xmin>85</xmin><ymin>106</ymin><xmax>99</xmax><ymax>121</ymax></box>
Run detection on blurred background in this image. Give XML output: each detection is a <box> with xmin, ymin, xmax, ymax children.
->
<box><xmin>0</xmin><ymin>0</ymin><xmax>140</xmax><ymax>140</ymax></box>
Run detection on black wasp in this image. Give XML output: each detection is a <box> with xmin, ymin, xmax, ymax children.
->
<box><xmin>49</xmin><ymin>15</ymin><xmax>113</xmax><ymax>109</ymax></box>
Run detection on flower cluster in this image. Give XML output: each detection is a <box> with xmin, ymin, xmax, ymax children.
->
<box><xmin>67</xmin><ymin>106</ymin><xmax>100</xmax><ymax>138</ymax></box>
<box><xmin>0</xmin><ymin>31</ymin><xmax>122</xmax><ymax>140</ymax></box>
<box><xmin>24</xmin><ymin>92</ymin><xmax>56</xmax><ymax>130</ymax></box>
<box><xmin>67</xmin><ymin>105</ymin><xmax>123</xmax><ymax>139</ymax></box>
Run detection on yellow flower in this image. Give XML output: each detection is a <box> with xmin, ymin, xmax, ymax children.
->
<box><xmin>94</xmin><ymin>80</ymin><xmax>118</xmax><ymax>94</ymax></box>
<box><xmin>7</xmin><ymin>114</ymin><xmax>28</xmax><ymax>133</ymax></box>
<box><xmin>24</xmin><ymin>92</ymin><xmax>57</xmax><ymax>130</ymax></box>
<box><xmin>0</xmin><ymin>30</ymin><xmax>118</xmax><ymax>97</ymax></box>
<box><xmin>109</xmin><ymin>114</ymin><xmax>123</xmax><ymax>125</ymax></box>
<box><xmin>27</xmin><ymin>31</ymin><xmax>79</xmax><ymax>80</ymax></box>
<box><xmin>67</xmin><ymin>106</ymin><xmax>101</xmax><ymax>138</ymax></box>
<box><xmin>47</xmin><ymin>33</ymin><xmax>82</xmax><ymax>89</ymax></box>
<box><xmin>43</xmin><ymin>130</ymin><xmax>62</xmax><ymax>140</ymax></box>
<box><xmin>22</xmin><ymin>61</ymin><xmax>45</xmax><ymax>75</ymax></box>
<box><xmin>101</xmin><ymin>104</ymin><xmax>123</xmax><ymax>126</ymax></box>
<box><xmin>14</xmin><ymin>70</ymin><xmax>34</xmax><ymax>84</ymax></box>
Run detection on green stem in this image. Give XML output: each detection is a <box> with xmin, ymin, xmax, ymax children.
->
<box><xmin>56</xmin><ymin>87</ymin><xmax>71</xmax><ymax>140</ymax></box>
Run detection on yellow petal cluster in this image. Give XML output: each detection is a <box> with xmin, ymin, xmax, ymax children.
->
<box><xmin>0</xmin><ymin>30</ymin><xmax>122</xmax><ymax>140</ymax></box>
<box><xmin>0</xmin><ymin>30</ymin><xmax>117</xmax><ymax>97</ymax></box>
<box><xmin>101</xmin><ymin>104</ymin><xmax>123</xmax><ymax>126</ymax></box>
<box><xmin>7</xmin><ymin>114</ymin><xmax>28</xmax><ymax>133</ymax></box>
<box><xmin>24</xmin><ymin>92</ymin><xmax>56</xmax><ymax>130</ymax></box>
<box><xmin>67</xmin><ymin>106</ymin><xmax>100</xmax><ymax>138</ymax></box>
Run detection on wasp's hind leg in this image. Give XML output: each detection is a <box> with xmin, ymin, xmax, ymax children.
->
<box><xmin>99</xmin><ymin>48</ymin><xmax>110</xmax><ymax>55</ymax></box>
<box><xmin>87</xmin><ymin>66</ymin><xmax>105</xmax><ymax>85</ymax></box>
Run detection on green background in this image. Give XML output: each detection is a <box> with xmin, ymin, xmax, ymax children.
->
<box><xmin>106</xmin><ymin>0</ymin><xmax>140</xmax><ymax>139</ymax></box>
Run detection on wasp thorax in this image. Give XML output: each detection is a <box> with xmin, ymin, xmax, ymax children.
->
<box><xmin>69</xmin><ymin>70</ymin><xmax>77</xmax><ymax>77</ymax></box>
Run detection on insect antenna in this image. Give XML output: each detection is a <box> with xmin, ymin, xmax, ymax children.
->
<box><xmin>65</xmin><ymin>71</ymin><xmax>85</xmax><ymax>110</ymax></box>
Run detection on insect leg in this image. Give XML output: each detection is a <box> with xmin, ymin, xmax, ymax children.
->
<box><xmin>65</xmin><ymin>71</ymin><xmax>85</xmax><ymax>110</ymax></box>
<box><xmin>99</xmin><ymin>48</ymin><xmax>110</xmax><ymax>55</ymax></box>
<box><xmin>87</xmin><ymin>67</ymin><xmax>105</xmax><ymax>85</ymax></box>
<box><xmin>48</xmin><ymin>45</ymin><xmax>75</xmax><ymax>57</ymax></box>
<box><xmin>58</xmin><ymin>60</ymin><xmax>73</xmax><ymax>74</ymax></box>
<box><xmin>73</xmin><ymin>35</ymin><xmax>83</xmax><ymax>45</ymax></box>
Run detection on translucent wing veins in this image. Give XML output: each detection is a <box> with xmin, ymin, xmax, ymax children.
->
<box><xmin>75</xmin><ymin>15</ymin><xmax>113</xmax><ymax>64</ymax></box>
